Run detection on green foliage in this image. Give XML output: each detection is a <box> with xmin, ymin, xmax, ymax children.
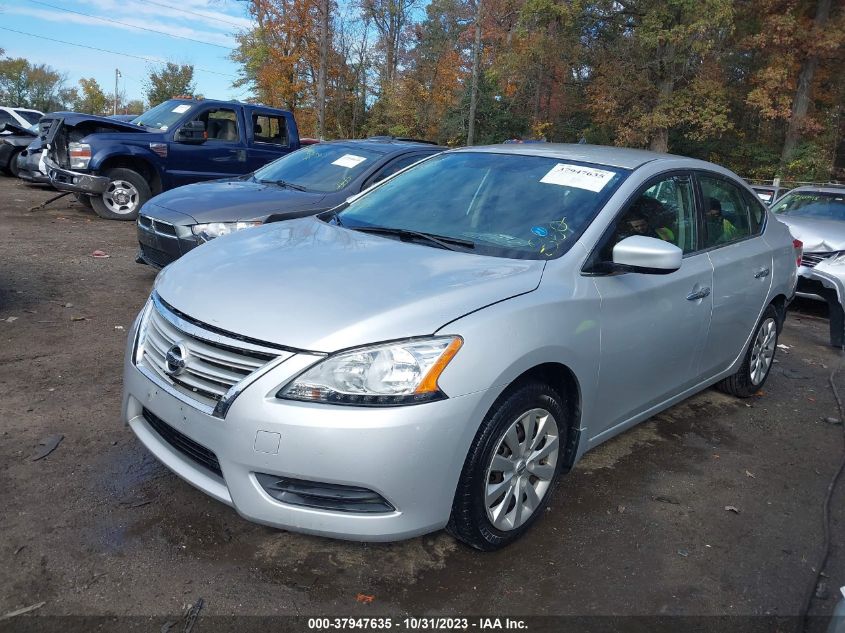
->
<box><xmin>73</xmin><ymin>78</ymin><xmax>109</xmax><ymax>115</ymax></box>
<box><xmin>144</xmin><ymin>63</ymin><xmax>196</xmax><ymax>107</ymax></box>
<box><xmin>0</xmin><ymin>56</ymin><xmax>69</xmax><ymax>112</ymax></box>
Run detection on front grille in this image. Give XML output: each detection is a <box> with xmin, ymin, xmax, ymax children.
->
<box><xmin>138</xmin><ymin>215</ymin><xmax>178</xmax><ymax>237</ymax></box>
<box><xmin>801</xmin><ymin>252</ymin><xmax>838</xmax><ymax>268</ymax></box>
<box><xmin>143</xmin><ymin>408</ymin><xmax>222</xmax><ymax>477</ymax></box>
<box><xmin>139</xmin><ymin>242</ymin><xmax>175</xmax><ymax>268</ymax></box>
<box><xmin>138</xmin><ymin>300</ymin><xmax>279</xmax><ymax>410</ymax></box>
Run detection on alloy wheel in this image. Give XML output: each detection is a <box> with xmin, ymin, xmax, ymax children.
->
<box><xmin>484</xmin><ymin>407</ymin><xmax>559</xmax><ymax>531</ymax></box>
<box><xmin>750</xmin><ymin>317</ymin><xmax>777</xmax><ymax>385</ymax></box>
<box><xmin>102</xmin><ymin>179</ymin><xmax>140</xmax><ymax>216</ymax></box>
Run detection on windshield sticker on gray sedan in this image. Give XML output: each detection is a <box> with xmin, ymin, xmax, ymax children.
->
<box><xmin>532</xmin><ymin>218</ymin><xmax>570</xmax><ymax>257</ymax></box>
<box><xmin>332</xmin><ymin>154</ymin><xmax>367</xmax><ymax>168</ymax></box>
<box><xmin>540</xmin><ymin>163</ymin><xmax>616</xmax><ymax>192</ymax></box>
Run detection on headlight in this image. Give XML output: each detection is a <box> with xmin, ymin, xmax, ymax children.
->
<box><xmin>132</xmin><ymin>298</ymin><xmax>154</xmax><ymax>365</ymax></box>
<box><xmin>68</xmin><ymin>142</ymin><xmax>91</xmax><ymax>169</ymax></box>
<box><xmin>191</xmin><ymin>221</ymin><xmax>262</xmax><ymax>242</ymax></box>
<box><xmin>278</xmin><ymin>336</ymin><xmax>463</xmax><ymax>406</ymax></box>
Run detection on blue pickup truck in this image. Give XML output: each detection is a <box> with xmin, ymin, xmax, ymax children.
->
<box><xmin>42</xmin><ymin>98</ymin><xmax>300</xmax><ymax>220</ymax></box>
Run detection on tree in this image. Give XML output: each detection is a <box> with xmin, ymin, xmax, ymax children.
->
<box><xmin>124</xmin><ymin>99</ymin><xmax>146</xmax><ymax>115</ymax></box>
<box><xmin>73</xmin><ymin>78</ymin><xmax>109</xmax><ymax>115</ymax></box>
<box><xmin>0</xmin><ymin>56</ymin><xmax>69</xmax><ymax>111</ymax></box>
<box><xmin>144</xmin><ymin>62</ymin><xmax>196</xmax><ymax>106</ymax></box>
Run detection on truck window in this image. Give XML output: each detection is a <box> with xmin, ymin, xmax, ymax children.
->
<box><xmin>252</xmin><ymin>114</ymin><xmax>288</xmax><ymax>146</ymax></box>
<box><xmin>194</xmin><ymin>108</ymin><xmax>240</xmax><ymax>142</ymax></box>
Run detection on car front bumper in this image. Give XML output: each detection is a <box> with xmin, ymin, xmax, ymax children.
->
<box><xmin>16</xmin><ymin>149</ymin><xmax>49</xmax><ymax>183</ymax></box>
<box><xmin>44</xmin><ymin>156</ymin><xmax>109</xmax><ymax>194</ymax></box>
<box><xmin>136</xmin><ymin>213</ymin><xmax>201</xmax><ymax>268</ymax></box>
<box><xmin>122</xmin><ymin>319</ymin><xmax>486</xmax><ymax>541</ymax></box>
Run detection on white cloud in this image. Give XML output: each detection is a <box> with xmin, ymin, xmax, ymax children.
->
<box><xmin>80</xmin><ymin>0</ymin><xmax>253</xmax><ymax>32</ymax></box>
<box><xmin>7</xmin><ymin>5</ymin><xmax>241</xmax><ymax>48</ymax></box>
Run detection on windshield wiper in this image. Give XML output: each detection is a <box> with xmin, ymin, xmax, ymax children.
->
<box><xmin>259</xmin><ymin>178</ymin><xmax>307</xmax><ymax>192</ymax></box>
<box><xmin>351</xmin><ymin>225</ymin><xmax>475</xmax><ymax>251</ymax></box>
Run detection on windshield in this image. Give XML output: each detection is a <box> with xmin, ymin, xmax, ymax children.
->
<box><xmin>131</xmin><ymin>100</ymin><xmax>195</xmax><ymax>130</ymax></box>
<box><xmin>771</xmin><ymin>191</ymin><xmax>845</xmax><ymax>221</ymax></box>
<box><xmin>15</xmin><ymin>110</ymin><xmax>41</xmax><ymax>125</ymax></box>
<box><xmin>336</xmin><ymin>151</ymin><xmax>629</xmax><ymax>259</ymax></box>
<box><xmin>253</xmin><ymin>144</ymin><xmax>385</xmax><ymax>193</ymax></box>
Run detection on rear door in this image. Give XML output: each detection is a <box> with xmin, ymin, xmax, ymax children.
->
<box><xmin>697</xmin><ymin>172</ymin><xmax>773</xmax><ymax>376</ymax></box>
<box><xmin>167</xmin><ymin>106</ymin><xmax>248</xmax><ymax>187</ymax></box>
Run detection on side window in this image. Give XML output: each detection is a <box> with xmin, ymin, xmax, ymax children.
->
<box><xmin>194</xmin><ymin>108</ymin><xmax>240</xmax><ymax>142</ymax></box>
<box><xmin>252</xmin><ymin>114</ymin><xmax>288</xmax><ymax>146</ymax></box>
<box><xmin>699</xmin><ymin>175</ymin><xmax>753</xmax><ymax>248</ymax></box>
<box><xmin>0</xmin><ymin>110</ymin><xmax>14</xmax><ymax>126</ymax></box>
<box><xmin>599</xmin><ymin>174</ymin><xmax>698</xmax><ymax>261</ymax></box>
<box><xmin>362</xmin><ymin>153</ymin><xmax>430</xmax><ymax>189</ymax></box>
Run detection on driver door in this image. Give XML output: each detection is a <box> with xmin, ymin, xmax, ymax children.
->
<box><xmin>587</xmin><ymin>172</ymin><xmax>714</xmax><ymax>441</ymax></box>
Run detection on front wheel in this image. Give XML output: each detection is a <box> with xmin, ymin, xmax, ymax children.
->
<box><xmin>447</xmin><ymin>381</ymin><xmax>567</xmax><ymax>551</ymax></box>
<box><xmin>716</xmin><ymin>304</ymin><xmax>780</xmax><ymax>398</ymax></box>
<box><xmin>90</xmin><ymin>168</ymin><xmax>151</xmax><ymax>220</ymax></box>
<box><xmin>7</xmin><ymin>150</ymin><xmax>22</xmax><ymax>177</ymax></box>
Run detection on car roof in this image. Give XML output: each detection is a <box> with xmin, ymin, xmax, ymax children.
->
<box><xmin>451</xmin><ymin>143</ymin><xmax>693</xmax><ymax>170</ymax></box>
<box><xmin>782</xmin><ymin>185</ymin><xmax>845</xmax><ymax>196</ymax></box>
<box><xmin>167</xmin><ymin>98</ymin><xmax>290</xmax><ymax>113</ymax></box>
<box><xmin>323</xmin><ymin>139</ymin><xmax>446</xmax><ymax>155</ymax></box>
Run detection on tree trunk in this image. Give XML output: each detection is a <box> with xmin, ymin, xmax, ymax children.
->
<box><xmin>780</xmin><ymin>0</ymin><xmax>832</xmax><ymax>170</ymax></box>
<box><xmin>467</xmin><ymin>0</ymin><xmax>482</xmax><ymax>146</ymax></box>
<box><xmin>316</xmin><ymin>0</ymin><xmax>330</xmax><ymax>139</ymax></box>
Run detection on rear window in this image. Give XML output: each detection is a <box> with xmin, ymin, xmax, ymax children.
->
<box><xmin>252</xmin><ymin>114</ymin><xmax>288</xmax><ymax>145</ymax></box>
<box><xmin>15</xmin><ymin>110</ymin><xmax>41</xmax><ymax>125</ymax></box>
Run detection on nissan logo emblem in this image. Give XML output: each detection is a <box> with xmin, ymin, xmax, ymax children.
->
<box><xmin>164</xmin><ymin>342</ymin><xmax>189</xmax><ymax>376</ymax></box>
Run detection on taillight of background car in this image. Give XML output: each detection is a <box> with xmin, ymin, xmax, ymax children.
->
<box><xmin>793</xmin><ymin>238</ymin><xmax>803</xmax><ymax>267</ymax></box>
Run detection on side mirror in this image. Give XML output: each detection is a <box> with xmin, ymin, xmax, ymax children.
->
<box><xmin>174</xmin><ymin>120</ymin><xmax>206</xmax><ymax>144</ymax></box>
<box><xmin>612</xmin><ymin>235</ymin><xmax>682</xmax><ymax>274</ymax></box>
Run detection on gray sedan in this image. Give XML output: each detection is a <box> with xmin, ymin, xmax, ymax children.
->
<box><xmin>122</xmin><ymin>144</ymin><xmax>798</xmax><ymax>550</ymax></box>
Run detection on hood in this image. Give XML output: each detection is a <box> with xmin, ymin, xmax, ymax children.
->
<box><xmin>155</xmin><ymin>217</ymin><xmax>544</xmax><ymax>351</ymax></box>
<box><xmin>776</xmin><ymin>215</ymin><xmax>845</xmax><ymax>252</ymax></box>
<box><xmin>149</xmin><ymin>179</ymin><xmax>330</xmax><ymax>223</ymax></box>
<box><xmin>47</xmin><ymin>111</ymin><xmax>146</xmax><ymax>133</ymax></box>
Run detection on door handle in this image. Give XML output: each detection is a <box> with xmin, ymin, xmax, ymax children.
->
<box><xmin>754</xmin><ymin>268</ymin><xmax>770</xmax><ymax>279</ymax></box>
<box><xmin>687</xmin><ymin>287</ymin><xmax>711</xmax><ymax>301</ymax></box>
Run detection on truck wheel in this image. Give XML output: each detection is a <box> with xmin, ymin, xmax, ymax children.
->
<box><xmin>74</xmin><ymin>193</ymin><xmax>93</xmax><ymax>210</ymax></box>
<box><xmin>90</xmin><ymin>168</ymin><xmax>151</xmax><ymax>221</ymax></box>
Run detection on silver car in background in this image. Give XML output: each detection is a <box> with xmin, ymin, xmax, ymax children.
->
<box><xmin>122</xmin><ymin>145</ymin><xmax>798</xmax><ymax>550</ymax></box>
<box><xmin>772</xmin><ymin>186</ymin><xmax>845</xmax><ymax>347</ymax></box>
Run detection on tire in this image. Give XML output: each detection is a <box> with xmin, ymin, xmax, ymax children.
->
<box><xmin>447</xmin><ymin>381</ymin><xmax>567</xmax><ymax>551</ymax></box>
<box><xmin>74</xmin><ymin>193</ymin><xmax>93</xmax><ymax>210</ymax></box>
<box><xmin>716</xmin><ymin>304</ymin><xmax>780</xmax><ymax>398</ymax></box>
<box><xmin>8</xmin><ymin>150</ymin><xmax>21</xmax><ymax>178</ymax></box>
<box><xmin>90</xmin><ymin>168</ymin><xmax>151</xmax><ymax>221</ymax></box>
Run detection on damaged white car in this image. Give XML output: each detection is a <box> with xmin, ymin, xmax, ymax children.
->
<box><xmin>773</xmin><ymin>186</ymin><xmax>845</xmax><ymax>346</ymax></box>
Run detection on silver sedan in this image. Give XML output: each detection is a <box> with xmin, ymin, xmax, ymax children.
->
<box><xmin>122</xmin><ymin>144</ymin><xmax>798</xmax><ymax>550</ymax></box>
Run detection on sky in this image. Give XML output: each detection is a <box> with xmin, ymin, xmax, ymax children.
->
<box><xmin>0</xmin><ymin>0</ymin><xmax>253</xmax><ymax>108</ymax></box>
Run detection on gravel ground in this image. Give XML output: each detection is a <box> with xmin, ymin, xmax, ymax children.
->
<box><xmin>0</xmin><ymin>177</ymin><xmax>843</xmax><ymax>631</ymax></box>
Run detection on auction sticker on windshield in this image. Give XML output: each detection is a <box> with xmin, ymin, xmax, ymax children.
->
<box><xmin>171</xmin><ymin>104</ymin><xmax>191</xmax><ymax>113</ymax></box>
<box><xmin>540</xmin><ymin>163</ymin><xmax>616</xmax><ymax>192</ymax></box>
<box><xmin>332</xmin><ymin>154</ymin><xmax>368</xmax><ymax>168</ymax></box>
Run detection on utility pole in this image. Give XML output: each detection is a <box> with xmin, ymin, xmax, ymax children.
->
<box><xmin>114</xmin><ymin>68</ymin><xmax>121</xmax><ymax>115</ymax></box>
<box><xmin>467</xmin><ymin>0</ymin><xmax>482</xmax><ymax>146</ymax></box>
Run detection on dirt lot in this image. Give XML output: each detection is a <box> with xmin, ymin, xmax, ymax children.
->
<box><xmin>1</xmin><ymin>177</ymin><xmax>844</xmax><ymax>631</ymax></box>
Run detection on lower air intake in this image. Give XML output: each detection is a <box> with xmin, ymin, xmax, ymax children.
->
<box><xmin>255</xmin><ymin>473</ymin><xmax>394</xmax><ymax>514</ymax></box>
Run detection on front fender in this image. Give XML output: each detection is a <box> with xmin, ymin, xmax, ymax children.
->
<box><xmin>88</xmin><ymin>143</ymin><xmax>163</xmax><ymax>175</ymax></box>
